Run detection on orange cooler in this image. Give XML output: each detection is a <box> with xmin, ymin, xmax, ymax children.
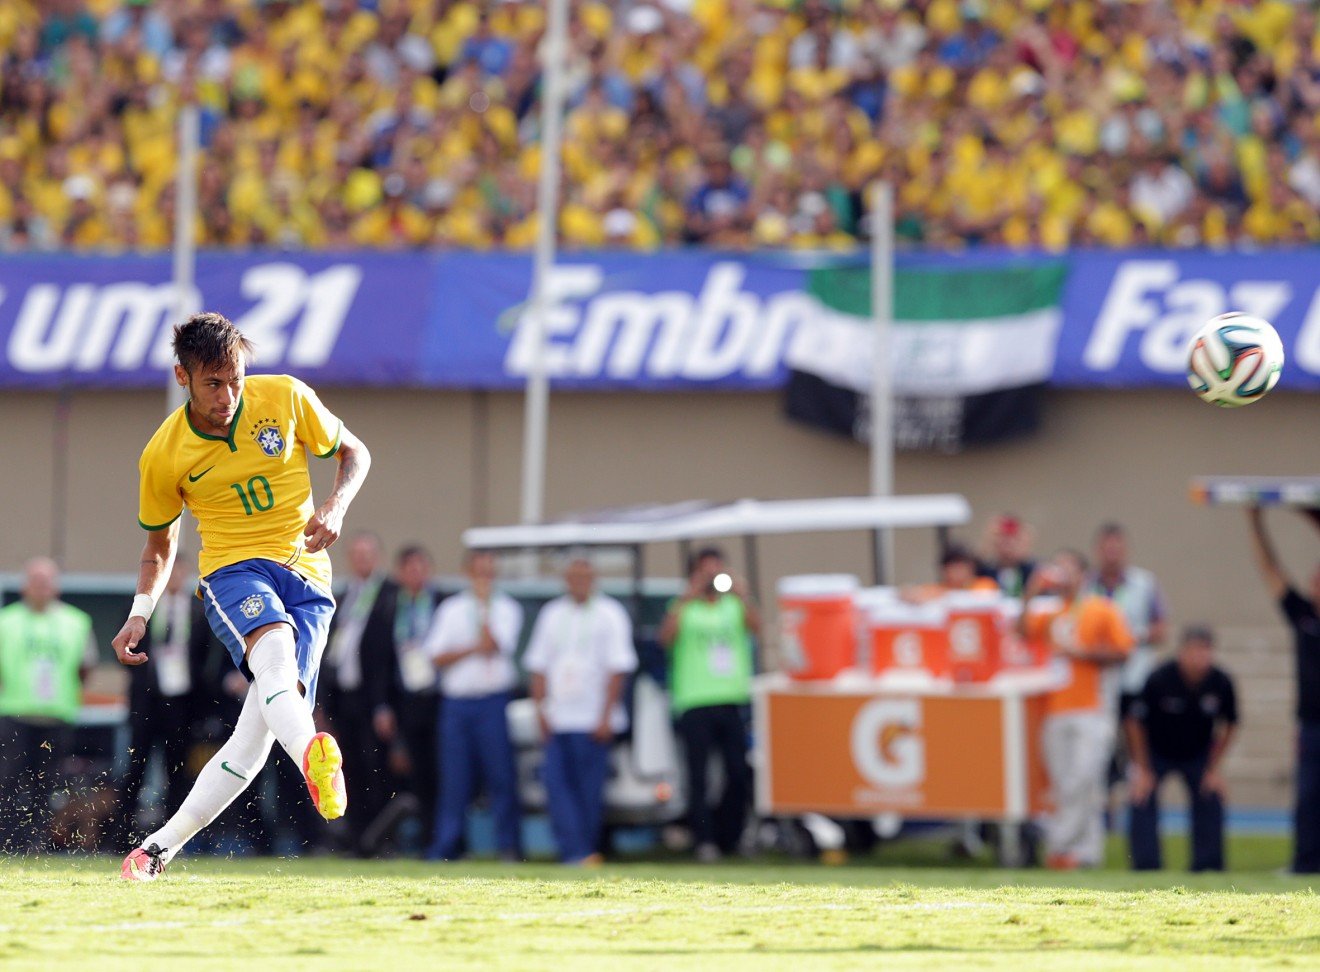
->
<box><xmin>777</xmin><ymin>575</ymin><xmax>859</xmax><ymax>681</ymax></box>
<box><xmin>945</xmin><ymin>591</ymin><xmax>1006</xmax><ymax>683</ymax></box>
<box><xmin>866</xmin><ymin>599</ymin><xmax>949</xmax><ymax>677</ymax></box>
<box><xmin>997</xmin><ymin>600</ymin><xmax>1041</xmax><ymax>669</ymax></box>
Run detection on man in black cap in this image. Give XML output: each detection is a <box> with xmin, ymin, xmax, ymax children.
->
<box><xmin>1125</xmin><ymin>626</ymin><xmax>1238</xmax><ymax>871</ymax></box>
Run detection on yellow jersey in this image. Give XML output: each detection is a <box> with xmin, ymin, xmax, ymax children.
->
<box><xmin>137</xmin><ymin>374</ymin><xmax>343</xmax><ymax>593</ymax></box>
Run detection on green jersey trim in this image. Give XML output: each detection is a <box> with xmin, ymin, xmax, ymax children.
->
<box><xmin>185</xmin><ymin>397</ymin><xmax>245</xmax><ymax>452</ymax></box>
<box><xmin>315</xmin><ymin>422</ymin><xmax>343</xmax><ymax>459</ymax></box>
<box><xmin>138</xmin><ymin>511</ymin><xmax>182</xmax><ymax>532</ymax></box>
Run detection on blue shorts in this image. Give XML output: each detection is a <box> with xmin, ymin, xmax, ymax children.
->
<box><xmin>198</xmin><ymin>559</ymin><xmax>337</xmax><ymax>708</ymax></box>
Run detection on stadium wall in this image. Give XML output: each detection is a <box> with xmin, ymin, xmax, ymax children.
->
<box><xmin>0</xmin><ymin>384</ymin><xmax>1307</xmax><ymax>809</ymax></box>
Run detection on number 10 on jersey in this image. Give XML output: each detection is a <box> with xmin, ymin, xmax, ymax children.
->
<box><xmin>230</xmin><ymin>476</ymin><xmax>275</xmax><ymax>515</ymax></box>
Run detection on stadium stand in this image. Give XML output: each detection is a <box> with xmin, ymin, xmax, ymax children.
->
<box><xmin>0</xmin><ymin>0</ymin><xmax>1318</xmax><ymax>253</ymax></box>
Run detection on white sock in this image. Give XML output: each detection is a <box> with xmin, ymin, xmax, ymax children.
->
<box><xmin>247</xmin><ymin>625</ymin><xmax>317</xmax><ymax>768</ymax></box>
<box><xmin>142</xmin><ymin>690</ymin><xmax>274</xmax><ymax>864</ymax></box>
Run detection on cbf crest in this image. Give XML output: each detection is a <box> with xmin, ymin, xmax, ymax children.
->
<box><xmin>248</xmin><ymin>418</ymin><xmax>286</xmax><ymax>458</ymax></box>
<box><xmin>240</xmin><ymin>594</ymin><xmax>266</xmax><ymax>620</ymax></box>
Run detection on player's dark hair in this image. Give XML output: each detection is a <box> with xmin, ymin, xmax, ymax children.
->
<box><xmin>1095</xmin><ymin>521</ymin><xmax>1125</xmax><ymax>540</ymax></box>
<box><xmin>1181</xmin><ymin>625</ymin><xmax>1215</xmax><ymax>647</ymax></box>
<box><xmin>687</xmin><ymin>546</ymin><xmax>725</xmax><ymax>576</ymax></box>
<box><xmin>173</xmin><ymin>312</ymin><xmax>254</xmax><ymax>375</ymax></box>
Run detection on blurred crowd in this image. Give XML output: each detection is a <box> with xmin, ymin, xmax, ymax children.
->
<box><xmin>2</xmin><ymin>0</ymin><xmax>1320</xmax><ymax>254</ymax></box>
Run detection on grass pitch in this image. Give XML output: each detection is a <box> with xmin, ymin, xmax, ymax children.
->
<box><xmin>2</xmin><ymin>837</ymin><xmax>1318</xmax><ymax>970</ymax></box>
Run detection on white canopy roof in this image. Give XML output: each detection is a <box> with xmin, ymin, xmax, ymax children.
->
<box><xmin>463</xmin><ymin>495</ymin><xmax>970</xmax><ymax>550</ymax></box>
<box><xmin>1191</xmin><ymin>476</ymin><xmax>1320</xmax><ymax>507</ymax></box>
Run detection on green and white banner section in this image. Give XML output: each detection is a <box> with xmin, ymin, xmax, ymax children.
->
<box><xmin>784</xmin><ymin>262</ymin><xmax>1068</xmax><ymax>452</ymax></box>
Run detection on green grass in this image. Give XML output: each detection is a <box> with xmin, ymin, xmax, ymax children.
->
<box><xmin>2</xmin><ymin>837</ymin><xmax>1319</xmax><ymax>970</ymax></box>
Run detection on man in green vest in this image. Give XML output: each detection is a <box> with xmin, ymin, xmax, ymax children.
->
<box><xmin>0</xmin><ymin>557</ymin><xmax>96</xmax><ymax>853</ymax></box>
<box><xmin>658</xmin><ymin>546</ymin><xmax>761</xmax><ymax>863</ymax></box>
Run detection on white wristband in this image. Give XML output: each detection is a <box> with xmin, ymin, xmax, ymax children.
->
<box><xmin>129</xmin><ymin>594</ymin><xmax>157</xmax><ymax>622</ymax></box>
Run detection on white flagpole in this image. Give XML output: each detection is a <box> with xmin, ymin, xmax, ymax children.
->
<box><xmin>519</xmin><ymin>0</ymin><xmax>570</xmax><ymax>528</ymax></box>
<box><xmin>869</xmin><ymin>181</ymin><xmax>895</xmax><ymax>582</ymax></box>
<box><xmin>169</xmin><ymin>103</ymin><xmax>199</xmax><ymax>415</ymax></box>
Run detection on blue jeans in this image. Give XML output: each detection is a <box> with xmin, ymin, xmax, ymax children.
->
<box><xmin>1295</xmin><ymin>722</ymin><xmax>1320</xmax><ymax>873</ymax></box>
<box><xmin>1127</xmin><ymin>753</ymin><xmax>1224</xmax><ymax>872</ymax></box>
<box><xmin>427</xmin><ymin>692</ymin><xmax>521</xmax><ymax>860</ymax></box>
<box><xmin>543</xmin><ymin>733</ymin><xmax>611</xmax><ymax>863</ymax></box>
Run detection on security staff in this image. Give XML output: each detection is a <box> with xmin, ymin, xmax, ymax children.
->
<box><xmin>0</xmin><ymin>558</ymin><xmax>95</xmax><ymax>853</ymax></box>
<box><xmin>526</xmin><ymin>558</ymin><xmax>637</xmax><ymax>865</ymax></box>
<box><xmin>323</xmin><ymin>532</ymin><xmax>386</xmax><ymax>853</ymax></box>
<box><xmin>363</xmin><ymin>545</ymin><xmax>440</xmax><ymax>854</ymax></box>
<box><xmin>1248</xmin><ymin>506</ymin><xmax>1320</xmax><ymax>873</ymax></box>
<box><xmin>1126</xmin><ymin>626</ymin><xmax>1238</xmax><ymax>871</ymax></box>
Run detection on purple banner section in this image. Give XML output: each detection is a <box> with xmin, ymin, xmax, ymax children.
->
<box><xmin>0</xmin><ymin>253</ymin><xmax>426</xmax><ymax>389</ymax></box>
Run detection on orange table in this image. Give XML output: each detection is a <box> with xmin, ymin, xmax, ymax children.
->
<box><xmin>752</xmin><ymin>670</ymin><xmax>1061</xmax><ymax>863</ymax></box>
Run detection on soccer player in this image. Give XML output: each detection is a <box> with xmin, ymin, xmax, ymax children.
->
<box><xmin>113</xmin><ymin>312</ymin><xmax>371</xmax><ymax>880</ymax></box>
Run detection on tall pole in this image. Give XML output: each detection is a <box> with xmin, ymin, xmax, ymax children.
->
<box><xmin>170</xmin><ymin>103</ymin><xmax>199</xmax><ymax>415</ymax></box>
<box><xmin>520</xmin><ymin>0</ymin><xmax>569</xmax><ymax>528</ymax></box>
<box><xmin>869</xmin><ymin>182</ymin><xmax>895</xmax><ymax>583</ymax></box>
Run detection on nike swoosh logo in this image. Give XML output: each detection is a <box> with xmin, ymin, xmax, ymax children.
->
<box><xmin>265</xmin><ymin>689</ymin><xmax>289</xmax><ymax>705</ymax></box>
<box><xmin>220</xmin><ymin>761</ymin><xmax>247</xmax><ymax>780</ymax></box>
<box><xmin>188</xmin><ymin>466</ymin><xmax>216</xmax><ymax>483</ymax></box>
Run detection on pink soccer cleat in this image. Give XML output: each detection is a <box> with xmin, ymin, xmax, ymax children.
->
<box><xmin>121</xmin><ymin>843</ymin><xmax>167</xmax><ymax>882</ymax></box>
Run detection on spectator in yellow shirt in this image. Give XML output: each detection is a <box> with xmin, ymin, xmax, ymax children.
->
<box><xmin>352</xmin><ymin>174</ymin><xmax>431</xmax><ymax>248</ymax></box>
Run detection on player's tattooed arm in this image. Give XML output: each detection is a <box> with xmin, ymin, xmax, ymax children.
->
<box><xmin>305</xmin><ymin>427</ymin><xmax>371</xmax><ymax>553</ymax></box>
<box><xmin>112</xmin><ymin>519</ymin><xmax>180</xmax><ymax>665</ymax></box>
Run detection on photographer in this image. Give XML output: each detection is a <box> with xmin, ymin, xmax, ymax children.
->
<box><xmin>1247</xmin><ymin>506</ymin><xmax>1320</xmax><ymax>873</ymax></box>
<box><xmin>658</xmin><ymin>546</ymin><xmax>760</xmax><ymax>863</ymax></box>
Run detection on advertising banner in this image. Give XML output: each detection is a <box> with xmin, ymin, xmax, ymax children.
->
<box><xmin>2</xmin><ymin>249</ymin><xmax>1319</xmax><ymax>392</ymax></box>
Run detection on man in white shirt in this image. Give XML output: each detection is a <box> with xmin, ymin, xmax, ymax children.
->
<box><xmin>423</xmin><ymin>550</ymin><xmax>524</xmax><ymax>861</ymax></box>
<box><xmin>525</xmin><ymin>558</ymin><xmax>637</xmax><ymax>865</ymax></box>
<box><xmin>1088</xmin><ymin>523</ymin><xmax>1168</xmax><ymax>707</ymax></box>
<box><xmin>1130</xmin><ymin>153</ymin><xmax>1194</xmax><ymax>229</ymax></box>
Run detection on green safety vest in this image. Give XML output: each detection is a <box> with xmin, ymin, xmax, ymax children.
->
<box><xmin>668</xmin><ymin>595</ymin><xmax>753</xmax><ymax>715</ymax></box>
<box><xmin>0</xmin><ymin>601</ymin><xmax>93</xmax><ymax>724</ymax></box>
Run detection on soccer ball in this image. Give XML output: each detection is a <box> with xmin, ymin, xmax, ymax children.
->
<box><xmin>1186</xmin><ymin>312</ymin><xmax>1284</xmax><ymax>408</ymax></box>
